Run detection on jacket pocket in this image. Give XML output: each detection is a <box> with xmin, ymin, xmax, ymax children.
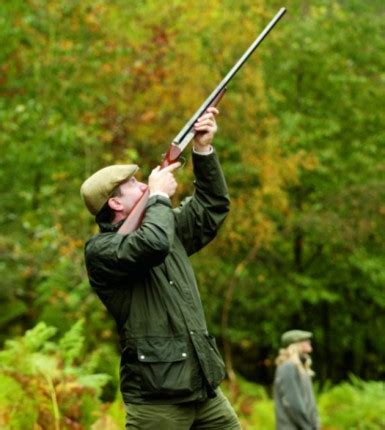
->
<box><xmin>204</xmin><ymin>334</ymin><xmax>226</xmax><ymax>386</ymax></box>
<box><xmin>206</xmin><ymin>335</ymin><xmax>225</xmax><ymax>364</ymax></box>
<box><xmin>137</xmin><ymin>336</ymin><xmax>200</xmax><ymax>398</ymax></box>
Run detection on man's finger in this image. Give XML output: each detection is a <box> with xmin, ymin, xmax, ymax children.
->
<box><xmin>197</xmin><ymin>112</ymin><xmax>216</xmax><ymax>122</ymax></box>
<box><xmin>151</xmin><ymin>166</ymin><xmax>161</xmax><ymax>174</ymax></box>
<box><xmin>162</xmin><ymin>161</ymin><xmax>181</xmax><ymax>172</ymax></box>
<box><xmin>206</xmin><ymin>106</ymin><xmax>219</xmax><ymax>115</ymax></box>
<box><xmin>194</xmin><ymin>120</ymin><xmax>216</xmax><ymax>130</ymax></box>
<box><xmin>195</xmin><ymin>118</ymin><xmax>215</xmax><ymax>126</ymax></box>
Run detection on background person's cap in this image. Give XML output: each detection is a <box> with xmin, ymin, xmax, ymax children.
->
<box><xmin>80</xmin><ymin>164</ymin><xmax>138</xmax><ymax>215</ymax></box>
<box><xmin>281</xmin><ymin>330</ymin><xmax>313</xmax><ymax>347</ymax></box>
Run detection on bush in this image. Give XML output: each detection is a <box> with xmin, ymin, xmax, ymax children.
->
<box><xmin>319</xmin><ymin>376</ymin><xmax>385</xmax><ymax>429</ymax></box>
<box><xmin>0</xmin><ymin>321</ymin><xmax>110</xmax><ymax>429</ymax></box>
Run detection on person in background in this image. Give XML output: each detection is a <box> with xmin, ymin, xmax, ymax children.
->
<box><xmin>80</xmin><ymin>107</ymin><xmax>241</xmax><ymax>430</ymax></box>
<box><xmin>273</xmin><ymin>329</ymin><xmax>320</xmax><ymax>430</ymax></box>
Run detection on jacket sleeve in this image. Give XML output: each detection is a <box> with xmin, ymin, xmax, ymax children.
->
<box><xmin>86</xmin><ymin>195</ymin><xmax>175</xmax><ymax>273</ymax></box>
<box><xmin>275</xmin><ymin>363</ymin><xmax>314</xmax><ymax>430</ymax></box>
<box><xmin>173</xmin><ymin>150</ymin><xmax>230</xmax><ymax>256</ymax></box>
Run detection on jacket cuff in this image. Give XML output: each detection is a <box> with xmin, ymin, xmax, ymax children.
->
<box><xmin>192</xmin><ymin>145</ymin><xmax>214</xmax><ymax>155</ymax></box>
<box><xmin>146</xmin><ymin>194</ymin><xmax>172</xmax><ymax>209</ymax></box>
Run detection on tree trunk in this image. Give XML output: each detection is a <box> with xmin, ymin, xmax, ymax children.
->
<box><xmin>221</xmin><ymin>243</ymin><xmax>260</xmax><ymax>401</ymax></box>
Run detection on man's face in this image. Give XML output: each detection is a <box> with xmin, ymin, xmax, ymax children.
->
<box><xmin>112</xmin><ymin>177</ymin><xmax>148</xmax><ymax>215</ymax></box>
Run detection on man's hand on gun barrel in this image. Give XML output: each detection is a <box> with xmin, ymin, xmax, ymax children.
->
<box><xmin>193</xmin><ymin>107</ymin><xmax>219</xmax><ymax>151</ymax></box>
<box><xmin>148</xmin><ymin>107</ymin><xmax>219</xmax><ymax>199</ymax></box>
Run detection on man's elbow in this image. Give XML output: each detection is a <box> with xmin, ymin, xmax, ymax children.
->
<box><xmin>215</xmin><ymin>194</ymin><xmax>231</xmax><ymax>216</ymax></box>
<box><xmin>150</xmin><ymin>240</ymin><xmax>171</xmax><ymax>263</ymax></box>
<box><xmin>139</xmin><ymin>232</ymin><xmax>173</xmax><ymax>266</ymax></box>
<box><xmin>224</xmin><ymin>197</ymin><xmax>230</xmax><ymax>215</ymax></box>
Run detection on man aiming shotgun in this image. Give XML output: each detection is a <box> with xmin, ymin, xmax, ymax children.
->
<box><xmin>80</xmin><ymin>8</ymin><xmax>285</xmax><ymax>430</ymax></box>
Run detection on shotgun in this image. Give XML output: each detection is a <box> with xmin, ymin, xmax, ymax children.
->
<box><xmin>118</xmin><ymin>7</ymin><xmax>286</xmax><ymax>234</ymax></box>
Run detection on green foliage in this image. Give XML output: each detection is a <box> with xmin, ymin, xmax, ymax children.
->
<box><xmin>0</xmin><ymin>322</ymin><xmax>110</xmax><ymax>429</ymax></box>
<box><xmin>319</xmin><ymin>377</ymin><xmax>385</xmax><ymax>429</ymax></box>
<box><xmin>222</xmin><ymin>376</ymin><xmax>276</xmax><ymax>429</ymax></box>
<box><xmin>58</xmin><ymin>319</ymin><xmax>85</xmax><ymax>366</ymax></box>
<box><xmin>0</xmin><ymin>374</ymin><xmax>38</xmax><ymax>429</ymax></box>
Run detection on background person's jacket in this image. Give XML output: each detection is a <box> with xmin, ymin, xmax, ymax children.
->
<box><xmin>274</xmin><ymin>361</ymin><xmax>320</xmax><ymax>429</ymax></box>
<box><xmin>84</xmin><ymin>151</ymin><xmax>230</xmax><ymax>404</ymax></box>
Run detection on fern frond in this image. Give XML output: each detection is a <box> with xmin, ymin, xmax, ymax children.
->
<box><xmin>58</xmin><ymin>319</ymin><xmax>85</xmax><ymax>366</ymax></box>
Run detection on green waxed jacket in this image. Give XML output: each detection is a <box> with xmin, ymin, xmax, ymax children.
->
<box><xmin>84</xmin><ymin>151</ymin><xmax>230</xmax><ymax>404</ymax></box>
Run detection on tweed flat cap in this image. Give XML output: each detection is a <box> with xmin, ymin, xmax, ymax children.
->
<box><xmin>281</xmin><ymin>330</ymin><xmax>313</xmax><ymax>347</ymax></box>
<box><xmin>80</xmin><ymin>164</ymin><xmax>138</xmax><ymax>215</ymax></box>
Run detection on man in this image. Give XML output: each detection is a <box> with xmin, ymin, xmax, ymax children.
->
<box><xmin>273</xmin><ymin>329</ymin><xmax>320</xmax><ymax>430</ymax></box>
<box><xmin>80</xmin><ymin>107</ymin><xmax>241</xmax><ymax>429</ymax></box>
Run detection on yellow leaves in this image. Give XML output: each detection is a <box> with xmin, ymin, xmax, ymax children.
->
<box><xmin>132</xmin><ymin>59</ymin><xmax>145</xmax><ymax>73</ymax></box>
<box><xmin>101</xmin><ymin>152</ymin><xmax>114</xmax><ymax>164</ymax></box>
<box><xmin>299</xmin><ymin>151</ymin><xmax>319</xmax><ymax>171</ymax></box>
<box><xmin>257</xmin><ymin>274</ymin><xmax>265</xmax><ymax>283</ymax></box>
<box><xmin>92</xmin><ymin>414</ymin><xmax>122</xmax><ymax>430</ymax></box>
<box><xmin>139</xmin><ymin>110</ymin><xmax>157</xmax><ymax>123</ymax></box>
<box><xmin>59</xmin><ymin>238</ymin><xmax>83</xmax><ymax>257</ymax></box>
<box><xmin>48</xmin><ymin>289</ymin><xmax>68</xmax><ymax>306</ymax></box>
<box><xmin>59</xmin><ymin>40</ymin><xmax>74</xmax><ymax>51</ymax></box>
<box><xmin>99</xmin><ymin>130</ymin><xmax>114</xmax><ymax>143</ymax></box>
<box><xmin>51</xmin><ymin>172</ymin><xmax>69</xmax><ymax>181</ymax></box>
<box><xmin>100</xmin><ymin>63</ymin><xmax>113</xmax><ymax>74</ymax></box>
<box><xmin>21</xmin><ymin>265</ymin><xmax>36</xmax><ymax>279</ymax></box>
<box><xmin>84</xmin><ymin>9</ymin><xmax>103</xmax><ymax>33</ymax></box>
<box><xmin>223</xmin><ymin>192</ymin><xmax>278</xmax><ymax>254</ymax></box>
<box><xmin>81</xmin><ymin>112</ymin><xmax>97</xmax><ymax>126</ymax></box>
<box><xmin>258</xmin><ymin>152</ymin><xmax>284</xmax><ymax>187</ymax></box>
<box><xmin>240</xmin><ymin>338</ymin><xmax>253</xmax><ymax>350</ymax></box>
<box><xmin>279</xmin><ymin>149</ymin><xmax>320</xmax><ymax>177</ymax></box>
<box><xmin>100</xmin><ymin>329</ymin><xmax>113</xmax><ymax>340</ymax></box>
<box><xmin>56</xmin><ymin>380</ymin><xmax>88</xmax><ymax>397</ymax></box>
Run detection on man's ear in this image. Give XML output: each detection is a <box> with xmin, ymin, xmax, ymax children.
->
<box><xmin>108</xmin><ymin>197</ymin><xmax>123</xmax><ymax>212</ymax></box>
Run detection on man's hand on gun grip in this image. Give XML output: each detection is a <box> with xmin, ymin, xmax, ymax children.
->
<box><xmin>148</xmin><ymin>162</ymin><xmax>181</xmax><ymax>198</ymax></box>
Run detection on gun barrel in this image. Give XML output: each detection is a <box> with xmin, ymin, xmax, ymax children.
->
<box><xmin>173</xmin><ymin>7</ymin><xmax>286</xmax><ymax>145</ymax></box>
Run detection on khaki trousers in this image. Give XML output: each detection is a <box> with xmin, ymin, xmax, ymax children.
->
<box><xmin>125</xmin><ymin>388</ymin><xmax>241</xmax><ymax>430</ymax></box>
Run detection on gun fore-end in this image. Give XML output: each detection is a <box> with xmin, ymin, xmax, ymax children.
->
<box><xmin>161</xmin><ymin>143</ymin><xmax>183</xmax><ymax>168</ymax></box>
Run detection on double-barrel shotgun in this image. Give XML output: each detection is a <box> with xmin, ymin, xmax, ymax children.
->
<box><xmin>118</xmin><ymin>7</ymin><xmax>286</xmax><ymax>234</ymax></box>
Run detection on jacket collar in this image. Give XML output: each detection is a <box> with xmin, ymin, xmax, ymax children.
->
<box><xmin>98</xmin><ymin>219</ymin><xmax>124</xmax><ymax>233</ymax></box>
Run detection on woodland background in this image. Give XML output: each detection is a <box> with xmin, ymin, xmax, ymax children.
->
<box><xmin>1</xmin><ymin>0</ymin><xmax>385</xmax><ymax>428</ymax></box>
